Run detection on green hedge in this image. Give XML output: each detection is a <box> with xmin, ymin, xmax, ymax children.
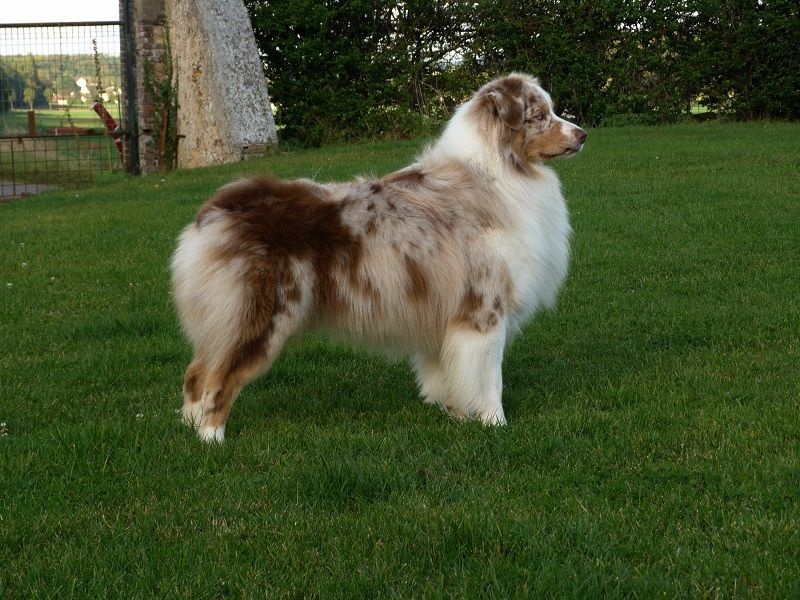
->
<box><xmin>245</xmin><ymin>0</ymin><xmax>799</xmax><ymax>145</ymax></box>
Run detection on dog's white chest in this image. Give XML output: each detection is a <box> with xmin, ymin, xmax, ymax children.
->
<box><xmin>498</xmin><ymin>175</ymin><xmax>571</xmax><ymax>330</ymax></box>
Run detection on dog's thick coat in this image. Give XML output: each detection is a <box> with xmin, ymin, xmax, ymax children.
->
<box><xmin>171</xmin><ymin>73</ymin><xmax>586</xmax><ymax>442</ymax></box>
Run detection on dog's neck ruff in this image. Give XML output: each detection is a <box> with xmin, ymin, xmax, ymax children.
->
<box><xmin>428</xmin><ymin>101</ymin><xmax>554</xmax><ymax>184</ymax></box>
<box><xmin>412</xmin><ymin>94</ymin><xmax>571</xmax><ymax>332</ymax></box>
<box><xmin>430</xmin><ymin>104</ymin><xmax>501</xmax><ymax>174</ymax></box>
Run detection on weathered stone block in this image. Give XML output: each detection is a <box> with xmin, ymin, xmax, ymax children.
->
<box><xmin>166</xmin><ymin>0</ymin><xmax>278</xmax><ymax>168</ymax></box>
<box><xmin>129</xmin><ymin>0</ymin><xmax>277</xmax><ymax>173</ymax></box>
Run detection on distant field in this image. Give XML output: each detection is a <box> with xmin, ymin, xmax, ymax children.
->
<box><xmin>0</xmin><ymin>106</ymin><xmax>120</xmax><ymax>135</ymax></box>
<box><xmin>1</xmin><ymin>122</ymin><xmax>798</xmax><ymax>597</ymax></box>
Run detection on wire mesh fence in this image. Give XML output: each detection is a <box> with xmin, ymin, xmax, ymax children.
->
<box><xmin>0</xmin><ymin>21</ymin><xmax>127</xmax><ymax>199</ymax></box>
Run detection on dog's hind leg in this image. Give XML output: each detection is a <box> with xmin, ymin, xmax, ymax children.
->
<box><xmin>191</xmin><ymin>267</ymin><xmax>312</xmax><ymax>442</ymax></box>
<box><xmin>195</xmin><ymin>361</ymin><xmax>256</xmax><ymax>444</ymax></box>
<box><xmin>439</xmin><ymin>322</ymin><xmax>508</xmax><ymax>425</ymax></box>
<box><xmin>193</xmin><ymin>307</ymin><xmax>302</xmax><ymax>443</ymax></box>
<box><xmin>181</xmin><ymin>357</ymin><xmax>207</xmax><ymax>428</ymax></box>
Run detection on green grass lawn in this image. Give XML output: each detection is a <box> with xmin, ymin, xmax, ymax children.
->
<box><xmin>1</xmin><ymin>122</ymin><xmax>799</xmax><ymax>597</ymax></box>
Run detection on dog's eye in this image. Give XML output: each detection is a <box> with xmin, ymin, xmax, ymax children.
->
<box><xmin>528</xmin><ymin>114</ymin><xmax>546</xmax><ymax>123</ymax></box>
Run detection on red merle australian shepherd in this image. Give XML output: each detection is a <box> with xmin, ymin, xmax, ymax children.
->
<box><xmin>171</xmin><ymin>73</ymin><xmax>586</xmax><ymax>442</ymax></box>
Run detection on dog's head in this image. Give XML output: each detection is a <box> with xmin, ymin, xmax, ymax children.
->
<box><xmin>470</xmin><ymin>73</ymin><xmax>587</xmax><ymax>170</ymax></box>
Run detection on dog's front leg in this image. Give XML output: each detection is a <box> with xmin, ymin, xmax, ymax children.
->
<box><xmin>439</xmin><ymin>322</ymin><xmax>507</xmax><ymax>425</ymax></box>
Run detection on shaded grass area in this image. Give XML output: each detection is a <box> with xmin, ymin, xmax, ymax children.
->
<box><xmin>0</xmin><ymin>108</ymin><xmax>125</xmax><ymax>189</ymax></box>
<box><xmin>0</xmin><ymin>107</ymin><xmax>116</xmax><ymax>134</ymax></box>
<box><xmin>0</xmin><ymin>134</ymin><xmax>125</xmax><ymax>188</ymax></box>
<box><xmin>1</xmin><ymin>122</ymin><xmax>799</xmax><ymax>597</ymax></box>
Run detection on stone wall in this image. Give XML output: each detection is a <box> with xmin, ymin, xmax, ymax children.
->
<box><xmin>125</xmin><ymin>0</ymin><xmax>277</xmax><ymax>173</ymax></box>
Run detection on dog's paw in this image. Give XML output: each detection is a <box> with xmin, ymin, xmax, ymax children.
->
<box><xmin>479</xmin><ymin>410</ymin><xmax>507</xmax><ymax>426</ymax></box>
<box><xmin>197</xmin><ymin>424</ymin><xmax>225</xmax><ymax>444</ymax></box>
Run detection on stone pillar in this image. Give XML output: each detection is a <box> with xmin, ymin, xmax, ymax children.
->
<box><xmin>165</xmin><ymin>0</ymin><xmax>278</xmax><ymax>168</ymax></box>
<box><xmin>126</xmin><ymin>0</ymin><xmax>277</xmax><ymax>173</ymax></box>
<box><xmin>127</xmin><ymin>0</ymin><xmax>168</xmax><ymax>173</ymax></box>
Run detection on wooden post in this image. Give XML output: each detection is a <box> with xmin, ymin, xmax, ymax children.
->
<box><xmin>27</xmin><ymin>111</ymin><xmax>36</xmax><ymax>136</ymax></box>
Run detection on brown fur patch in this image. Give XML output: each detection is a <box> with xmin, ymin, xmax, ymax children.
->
<box><xmin>202</xmin><ymin>179</ymin><xmax>361</xmax><ymax>301</ymax></box>
<box><xmin>486</xmin><ymin>76</ymin><xmax>525</xmax><ymax>129</ymax></box>
<box><xmin>286</xmin><ymin>281</ymin><xmax>303</xmax><ymax>304</ymax></box>
<box><xmin>404</xmin><ymin>254</ymin><xmax>429</xmax><ymax>301</ymax></box>
<box><xmin>492</xmin><ymin>295</ymin><xmax>504</xmax><ymax>315</ymax></box>
<box><xmin>182</xmin><ymin>359</ymin><xmax>205</xmax><ymax>403</ymax></box>
<box><xmin>453</xmin><ymin>285</ymin><xmax>506</xmax><ymax>333</ymax></box>
<box><xmin>455</xmin><ymin>286</ymin><xmax>483</xmax><ymax>324</ymax></box>
<box><xmin>199</xmin><ymin>179</ymin><xmax>354</xmax><ymax>257</ymax></box>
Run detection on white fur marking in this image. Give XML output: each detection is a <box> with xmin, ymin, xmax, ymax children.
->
<box><xmin>197</xmin><ymin>424</ymin><xmax>225</xmax><ymax>444</ymax></box>
<box><xmin>181</xmin><ymin>401</ymin><xmax>204</xmax><ymax>428</ymax></box>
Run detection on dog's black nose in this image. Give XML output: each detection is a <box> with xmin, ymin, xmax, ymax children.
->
<box><xmin>575</xmin><ymin>127</ymin><xmax>587</xmax><ymax>145</ymax></box>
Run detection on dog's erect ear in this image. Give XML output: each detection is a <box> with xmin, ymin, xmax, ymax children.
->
<box><xmin>486</xmin><ymin>80</ymin><xmax>525</xmax><ymax>130</ymax></box>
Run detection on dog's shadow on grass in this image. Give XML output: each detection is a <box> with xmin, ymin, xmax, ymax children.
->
<box><xmin>228</xmin><ymin>310</ymin><xmax>679</xmax><ymax>429</ymax></box>
<box><xmin>233</xmin><ymin>337</ymin><xmax>421</xmax><ymax>426</ymax></box>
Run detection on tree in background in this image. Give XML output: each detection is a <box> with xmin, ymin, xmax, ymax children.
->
<box><xmin>246</xmin><ymin>0</ymin><xmax>479</xmax><ymax>144</ymax></box>
<box><xmin>23</xmin><ymin>53</ymin><xmax>43</xmax><ymax>110</ymax></box>
<box><xmin>23</xmin><ymin>86</ymin><xmax>36</xmax><ymax>110</ymax></box>
<box><xmin>689</xmin><ymin>0</ymin><xmax>799</xmax><ymax>119</ymax></box>
<box><xmin>246</xmin><ymin>0</ymin><xmax>394</xmax><ymax>144</ymax></box>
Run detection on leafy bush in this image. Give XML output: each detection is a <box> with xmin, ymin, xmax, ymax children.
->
<box><xmin>245</xmin><ymin>0</ymin><xmax>799</xmax><ymax>145</ymax></box>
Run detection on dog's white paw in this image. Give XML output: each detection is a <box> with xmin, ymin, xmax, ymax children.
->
<box><xmin>480</xmin><ymin>410</ymin><xmax>507</xmax><ymax>426</ymax></box>
<box><xmin>197</xmin><ymin>424</ymin><xmax>225</xmax><ymax>444</ymax></box>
